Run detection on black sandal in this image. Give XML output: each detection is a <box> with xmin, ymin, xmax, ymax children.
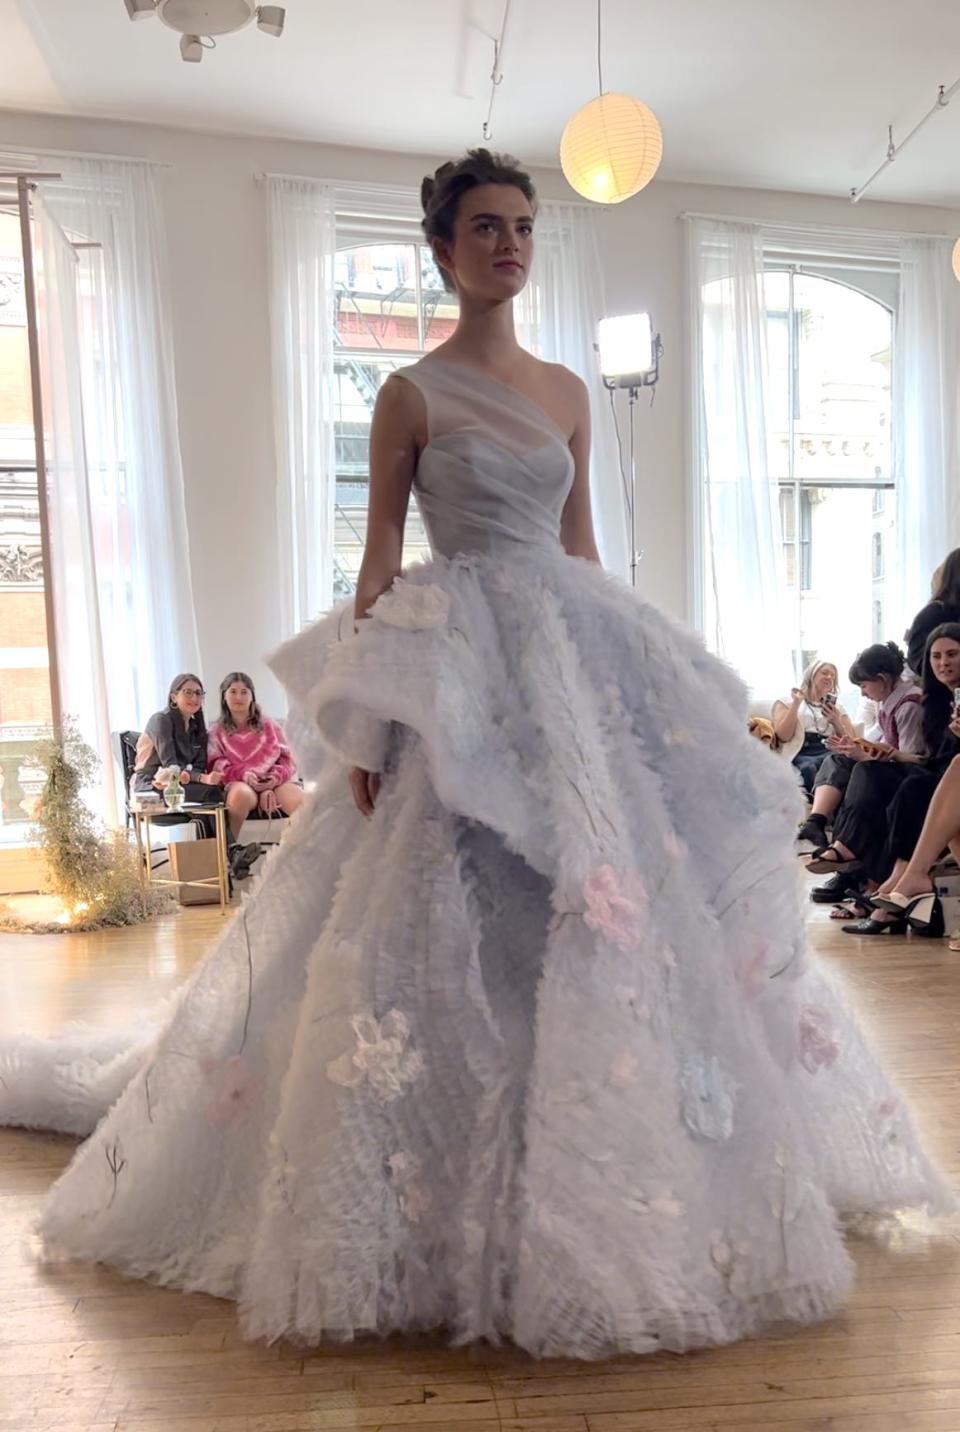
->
<box><xmin>808</xmin><ymin>846</ymin><xmax>862</xmax><ymax>875</ymax></box>
<box><xmin>829</xmin><ymin>893</ymin><xmax>875</xmax><ymax>921</ymax></box>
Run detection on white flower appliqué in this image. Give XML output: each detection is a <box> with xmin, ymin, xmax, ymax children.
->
<box><xmin>326</xmin><ymin>1009</ymin><xmax>424</xmax><ymax>1103</ymax></box>
<box><xmin>372</xmin><ymin>579</ymin><xmax>450</xmax><ymax>631</ymax></box>
<box><xmin>582</xmin><ymin>866</ymin><xmax>648</xmax><ymax>951</ymax></box>
<box><xmin>680</xmin><ymin>1052</ymin><xmax>738</xmax><ymax>1142</ymax></box>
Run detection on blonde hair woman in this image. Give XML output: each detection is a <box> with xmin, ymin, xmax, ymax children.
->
<box><xmin>772</xmin><ymin>661</ymin><xmax>852</xmax><ymax>785</ymax></box>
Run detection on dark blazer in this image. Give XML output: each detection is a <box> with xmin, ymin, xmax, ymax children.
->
<box><xmin>133</xmin><ymin>708</ymin><xmax>208</xmax><ymax>792</ymax></box>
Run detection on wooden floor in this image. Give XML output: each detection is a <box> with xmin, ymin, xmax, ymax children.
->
<box><xmin>1</xmin><ymin>894</ymin><xmax>959</xmax><ymax>1432</ymax></box>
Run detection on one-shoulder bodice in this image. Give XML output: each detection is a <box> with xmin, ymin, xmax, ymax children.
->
<box><xmin>398</xmin><ymin>357</ymin><xmax>574</xmax><ymax>560</ymax></box>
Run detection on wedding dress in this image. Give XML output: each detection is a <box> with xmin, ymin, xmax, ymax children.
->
<box><xmin>0</xmin><ymin>357</ymin><xmax>951</xmax><ymax>1358</ymax></box>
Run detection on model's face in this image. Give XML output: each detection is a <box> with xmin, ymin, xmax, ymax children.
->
<box><xmin>173</xmin><ymin>680</ymin><xmax>204</xmax><ymax>717</ymax></box>
<box><xmin>434</xmin><ymin>184</ymin><xmax>534</xmax><ymax>302</ymax></box>
<box><xmin>812</xmin><ymin>667</ymin><xmax>837</xmax><ymax>700</ymax></box>
<box><xmin>224</xmin><ymin>681</ymin><xmax>253</xmax><ymax>717</ymax></box>
<box><xmin>929</xmin><ymin>636</ymin><xmax>960</xmax><ymax>689</ymax></box>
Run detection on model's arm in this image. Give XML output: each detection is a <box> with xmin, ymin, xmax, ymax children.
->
<box><xmin>353</xmin><ymin>376</ymin><xmax>421</xmax><ymax>622</ymax></box>
<box><xmin>560</xmin><ymin>372</ymin><xmax>601</xmax><ymax>564</ymax></box>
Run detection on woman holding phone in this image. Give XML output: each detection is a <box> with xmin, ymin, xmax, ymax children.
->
<box><xmin>772</xmin><ymin>660</ymin><xmax>852</xmax><ymax>796</ymax></box>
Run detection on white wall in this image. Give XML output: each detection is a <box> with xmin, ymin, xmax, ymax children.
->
<box><xmin>2</xmin><ymin>107</ymin><xmax>958</xmax><ymax>715</ymax></box>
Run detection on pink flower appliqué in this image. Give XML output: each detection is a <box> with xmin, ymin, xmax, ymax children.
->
<box><xmin>798</xmin><ymin>1006</ymin><xmax>840</xmax><ymax>1074</ymax></box>
<box><xmin>736</xmin><ymin>942</ymin><xmax>771</xmax><ymax>999</ymax></box>
<box><xmin>608</xmin><ymin>1049</ymin><xmax>641</xmax><ymax>1087</ymax></box>
<box><xmin>582</xmin><ymin>866</ymin><xmax>648</xmax><ymax>951</ymax></box>
<box><xmin>663</xmin><ymin>728</ymin><xmax>697</xmax><ymax>749</ymax></box>
<box><xmin>203</xmin><ymin>1055</ymin><xmax>260</xmax><ymax>1126</ymax></box>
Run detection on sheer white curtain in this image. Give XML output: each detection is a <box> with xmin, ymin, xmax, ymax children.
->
<box><xmin>894</xmin><ymin>236</ymin><xmax>960</xmax><ymax>638</ymax></box>
<box><xmin>688</xmin><ymin>217</ymin><xmax>790</xmax><ymax>695</ymax></box>
<box><xmin>517</xmin><ymin>202</ymin><xmax>629</xmax><ymax>577</ymax></box>
<box><xmin>41</xmin><ymin>157</ymin><xmax>200</xmax><ymax>735</ymax></box>
<box><xmin>32</xmin><ymin>191</ymin><xmax>115</xmax><ymax>819</ymax></box>
<box><xmin>265</xmin><ymin>177</ymin><xmax>337</xmax><ymax>635</ymax></box>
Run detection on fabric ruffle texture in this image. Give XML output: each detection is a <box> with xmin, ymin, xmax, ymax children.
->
<box><xmin>1</xmin><ymin>549</ymin><xmax>953</xmax><ymax>1359</ymax></box>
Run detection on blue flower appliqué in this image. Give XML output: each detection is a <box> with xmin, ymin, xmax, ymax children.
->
<box><xmin>680</xmin><ymin>1052</ymin><xmax>738</xmax><ymax>1142</ymax></box>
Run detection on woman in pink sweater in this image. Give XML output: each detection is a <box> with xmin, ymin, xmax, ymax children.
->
<box><xmin>208</xmin><ymin>672</ymin><xmax>305</xmax><ymax>838</ymax></box>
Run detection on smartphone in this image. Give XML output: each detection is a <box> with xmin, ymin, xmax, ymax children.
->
<box><xmin>822</xmin><ymin>692</ymin><xmax>837</xmax><ymax>710</ymax></box>
<box><xmin>953</xmin><ymin>686</ymin><xmax>960</xmax><ymax>715</ymax></box>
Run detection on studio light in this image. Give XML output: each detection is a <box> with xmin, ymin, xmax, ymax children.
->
<box><xmin>597</xmin><ymin>312</ymin><xmax>657</xmax><ymax>390</ymax></box>
<box><xmin>596</xmin><ymin>313</ymin><xmax>663</xmax><ymax>589</ymax></box>
<box><xmin>180</xmin><ymin>32</ymin><xmax>203</xmax><ymax>61</ymax></box>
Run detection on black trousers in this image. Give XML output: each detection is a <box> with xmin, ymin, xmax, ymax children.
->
<box><xmin>881</xmin><ymin>771</ymin><xmax>941</xmax><ymax>871</ymax></box>
<box><xmin>812</xmin><ymin>751</ymin><xmax>857</xmax><ymax>797</ymax></box>
<box><xmin>832</xmin><ymin>762</ymin><xmax>919</xmax><ymax>883</ymax></box>
<box><xmin>792</xmin><ymin>734</ymin><xmax>829</xmax><ymax>794</ymax></box>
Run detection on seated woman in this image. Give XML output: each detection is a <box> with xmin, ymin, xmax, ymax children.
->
<box><xmin>208</xmin><ymin>672</ymin><xmax>304</xmax><ymax>841</ymax></box>
<box><xmin>905</xmin><ymin>548</ymin><xmax>960</xmax><ymax>679</ymax></box>
<box><xmin>798</xmin><ymin>644</ymin><xmax>921</xmax><ymax>851</ymax></box>
<box><xmin>133</xmin><ymin>673</ymin><xmax>224</xmax><ymax>804</ymax></box>
<box><xmin>772</xmin><ymin>661</ymin><xmax>852</xmax><ymax>836</ymax></box>
<box><xmin>872</xmin><ymin>752</ymin><xmax>960</xmax><ymax>951</ymax></box>
<box><xmin>134</xmin><ymin>673</ymin><xmax>260</xmax><ymax>880</ymax></box>
<box><xmin>808</xmin><ymin>625</ymin><xmax>960</xmax><ymax>935</ymax></box>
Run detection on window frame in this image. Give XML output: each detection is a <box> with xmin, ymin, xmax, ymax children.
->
<box><xmin>764</xmin><ymin>259</ymin><xmax>896</xmax><ymax>670</ymax></box>
<box><xmin>330</xmin><ymin>236</ymin><xmax>456</xmax><ymax>597</ymax></box>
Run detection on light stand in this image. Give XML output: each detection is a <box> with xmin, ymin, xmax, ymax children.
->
<box><xmin>597</xmin><ymin>314</ymin><xmax>662</xmax><ymax>588</ymax></box>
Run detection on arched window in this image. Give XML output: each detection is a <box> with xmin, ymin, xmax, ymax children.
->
<box><xmin>764</xmin><ymin>268</ymin><xmax>894</xmax><ymax>689</ymax></box>
<box><xmin>332</xmin><ymin>241</ymin><xmax>458</xmax><ymax>596</ymax></box>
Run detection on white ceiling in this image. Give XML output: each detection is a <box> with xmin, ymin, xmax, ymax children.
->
<box><xmin>2</xmin><ymin>0</ymin><xmax>960</xmax><ymax>207</ymax></box>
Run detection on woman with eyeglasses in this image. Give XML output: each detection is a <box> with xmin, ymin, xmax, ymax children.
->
<box><xmin>133</xmin><ymin>673</ymin><xmax>260</xmax><ymax>878</ymax></box>
<box><xmin>132</xmin><ymin>673</ymin><xmax>224</xmax><ymax>804</ymax></box>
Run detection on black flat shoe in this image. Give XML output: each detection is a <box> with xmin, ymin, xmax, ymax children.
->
<box><xmin>841</xmin><ymin>916</ymin><xmax>908</xmax><ymax>936</ymax></box>
<box><xmin>229</xmin><ymin>842</ymin><xmax>262</xmax><ymax>880</ymax></box>
<box><xmin>811</xmin><ymin>871</ymin><xmax>864</xmax><ymax>904</ymax></box>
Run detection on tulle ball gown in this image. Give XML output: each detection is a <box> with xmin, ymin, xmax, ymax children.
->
<box><xmin>0</xmin><ymin>356</ymin><xmax>951</xmax><ymax>1359</ymax></box>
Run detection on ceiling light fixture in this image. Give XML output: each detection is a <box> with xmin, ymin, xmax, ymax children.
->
<box><xmin>559</xmin><ymin>0</ymin><xmax>662</xmax><ymax>205</ymax></box>
<box><xmin>122</xmin><ymin>0</ymin><xmax>286</xmax><ymax>62</ymax></box>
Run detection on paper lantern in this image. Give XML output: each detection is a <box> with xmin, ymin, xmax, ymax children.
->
<box><xmin>953</xmin><ymin>238</ymin><xmax>960</xmax><ymax>282</ymax></box>
<box><xmin>560</xmin><ymin>92</ymin><xmax>663</xmax><ymax>204</ymax></box>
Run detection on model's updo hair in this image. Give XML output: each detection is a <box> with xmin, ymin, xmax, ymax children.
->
<box><xmin>421</xmin><ymin>148</ymin><xmax>537</xmax><ymax>291</ymax></box>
